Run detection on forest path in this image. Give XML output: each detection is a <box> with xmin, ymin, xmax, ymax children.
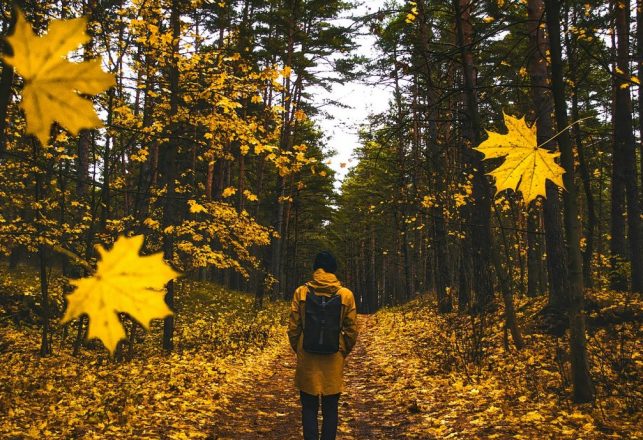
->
<box><xmin>211</xmin><ymin>314</ymin><xmax>408</xmax><ymax>439</ymax></box>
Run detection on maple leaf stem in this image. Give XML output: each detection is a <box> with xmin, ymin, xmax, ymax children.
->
<box><xmin>536</xmin><ymin>116</ymin><xmax>593</xmax><ymax>150</ymax></box>
<box><xmin>49</xmin><ymin>243</ymin><xmax>93</xmax><ymax>273</ymax></box>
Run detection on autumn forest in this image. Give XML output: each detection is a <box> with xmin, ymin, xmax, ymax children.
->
<box><xmin>0</xmin><ymin>0</ymin><xmax>641</xmax><ymax>438</ymax></box>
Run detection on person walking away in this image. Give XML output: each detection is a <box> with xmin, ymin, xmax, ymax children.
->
<box><xmin>287</xmin><ymin>251</ymin><xmax>358</xmax><ymax>440</ymax></box>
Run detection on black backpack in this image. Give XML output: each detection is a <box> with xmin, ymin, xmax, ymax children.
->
<box><xmin>303</xmin><ymin>286</ymin><xmax>343</xmax><ymax>354</ymax></box>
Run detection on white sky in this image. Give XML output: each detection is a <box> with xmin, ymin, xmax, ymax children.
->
<box><xmin>311</xmin><ymin>1</ymin><xmax>392</xmax><ymax>188</ymax></box>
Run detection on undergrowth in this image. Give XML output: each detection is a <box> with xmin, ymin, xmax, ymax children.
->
<box><xmin>0</xmin><ymin>263</ymin><xmax>288</xmax><ymax>439</ymax></box>
<box><xmin>367</xmin><ymin>291</ymin><xmax>642</xmax><ymax>439</ymax></box>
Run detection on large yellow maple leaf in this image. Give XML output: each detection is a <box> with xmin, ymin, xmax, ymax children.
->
<box><xmin>2</xmin><ymin>10</ymin><xmax>115</xmax><ymax>145</ymax></box>
<box><xmin>475</xmin><ymin>113</ymin><xmax>565</xmax><ymax>204</ymax></box>
<box><xmin>61</xmin><ymin>235</ymin><xmax>178</xmax><ymax>354</ymax></box>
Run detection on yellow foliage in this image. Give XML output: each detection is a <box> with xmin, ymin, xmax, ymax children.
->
<box><xmin>61</xmin><ymin>235</ymin><xmax>177</xmax><ymax>354</ymax></box>
<box><xmin>294</xmin><ymin>109</ymin><xmax>307</xmax><ymax>121</ymax></box>
<box><xmin>476</xmin><ymin>113</ymin><xmax>565</xmax><ymax>204</ymax></box>
<box><xmin>222</xmin><ymin>187</ymin><xmax>236</xmax><ymax>198</ymax></box>
<box><xmin>421</xmin><ymin>194</ymin><xmax>436</xmax><ymax>208</ymax></box>
<box><xmin>0</xmin><ymin>266</ymin><xmax>288</xmax><ymax>438</ymax></box>
<box><xmin>3</xmin><ymin>11</ymin><xmax>115</xmax><ymax>145</ymax></box>
<box><xmin>243</xmin><ymin>190</ymin><xmax>258</xmax><ymax>202</ymax></box>
<box><xmin>406</xmin><ymin>3</ymin><xmax>419</xmax><ymax>23</ymax></box>
<box><xmin>144</xmin><ymin>217</ymin><xmax>160</xmax><ymax>230</ymax></box>
<box><xmin>188</xmin><ymin>200</ymin><xmax>208</xmax><ymax>214</ymax></box>
<box><xmin>362</xmin><ymin>292</ymin><xmax>641</xmax><ymax>438</ymax></box>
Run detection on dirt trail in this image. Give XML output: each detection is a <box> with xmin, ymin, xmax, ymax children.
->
<box><xmin>340</xmin><ymin>315</ymin><xmax>409</xmax><ymax>439</ymax></box>
<box><xmin>211</xmin><ymin>315</ymin><xmax>406</xmax><ymax>440</ymax></box>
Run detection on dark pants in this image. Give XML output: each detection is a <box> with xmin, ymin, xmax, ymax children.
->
<box><xmin>300</xmin><ymin>391</ymin><xmax>340</xmax><ymax>440</ymax></box>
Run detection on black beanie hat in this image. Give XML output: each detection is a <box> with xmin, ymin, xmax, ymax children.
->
<box><xmin>313</xmin><ymin>251</ymin><xmax>337</xmax><ymax>274</ymax></box>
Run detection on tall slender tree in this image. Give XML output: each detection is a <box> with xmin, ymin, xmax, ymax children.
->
<box><xmin>544</xmin><ymin>0</ymin><xmax>594</xmax><ymax>403</ymax></box>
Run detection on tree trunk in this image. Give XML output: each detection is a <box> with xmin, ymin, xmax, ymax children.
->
<box><xmin>162</xmin><ymin>0</ymin><xmax>182</xmax><ymax>351</ymax></box>
<box><xmin>0</xmin><ymin>5</ymin><xmax>19</xmax><ymax>157</ymax></box>
<box><xmin>544</xmin><ymin>0</ymin><xmax>594</xmax><ymax>403</ymax></box>
<box><xmin>271</xmin><ymin>175</ymin><xmax>286</xmax><ymax>298</ymax></box>
<box><xmin>526</xmin><ymin>205</ymin><xmax>544</xmax><ymax>297</ymax></box>
<box><xmin>76</xmin><ymin>0</ymin><xmax>97</xmax><ymax>196</ymax></box>
<box><xmin>38</xmin><ymin>242</ymin><xmax>50</xmax><ymax>356</ymax></box>
<box><xmin>369</xmin><ymin>224</ymin><xmax>378</xmax><ymax>313</ymax></box>
<box><xmin>563</xmin><ymin>3</ymin><xmax>597</xmax><ymax>288</ymax></box>
<box><xmin>433</xmin><ymin>206</ymin><xmax>452</xmax><ymax>312</ymax></box>
<box><xmin>416</xmin><ymin>1</ymin><xmax>452</xmax><ymax>311</ymax></box>
<box><xmin>453</xmin><ymin>0</ymin><xmax>495</xmax><ymax>311</ymax></box>
<box><xmin>638</xmin><ymin>0</ymin><xmax>643</xmax><ymax>210</ymax></box>
<box><xmin>493</xmin><ymin>206</ymin><xmax>525</xmax><ymax>349</ymax></box>
<box><xmin>99</xmin><ymin>89</ymin><xmax>114</xmax><ymax>231</ymax></box>
<box><xmin>526</xmin><ymin>0</ymin><xmax>570</xmax><ymax>311</ymax></box>
<box><xmin>609</xmin><ymin>9</ymin><xmax>628</xmax><ymax>291</ymax></box>
<box><xmin>32</xmin><ymin>138</ymin><xmax>51</xmax><ymax>356</ymax></box>
<box><xmin>613</xmin><ymin>0</ymin><xmax>642</xmax><ymax>292</ymax></box>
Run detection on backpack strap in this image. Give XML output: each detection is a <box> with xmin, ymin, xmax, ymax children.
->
<box><xmin>306</xmin><ymin>284</ymin><xmax>339</xmax><ymax>297</ymax></box>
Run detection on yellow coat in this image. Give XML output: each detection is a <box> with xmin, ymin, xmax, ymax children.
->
<box><xmin>287</xmin><ymin>269</ymin><xmax>358</xmax><ymax>396</ymax></box>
